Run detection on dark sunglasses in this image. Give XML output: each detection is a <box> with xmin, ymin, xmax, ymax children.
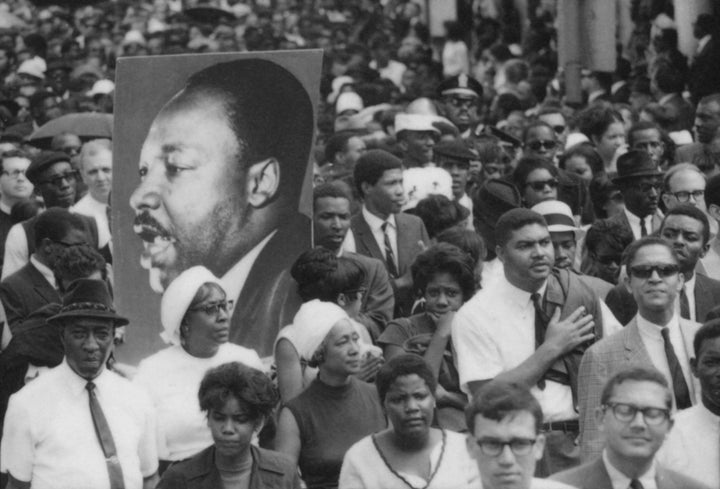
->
<box><xmin>596</xmin><ymin>254</ymin><xmax>623</xmax><ymax>266</ymax></box>
<box><xmin>629</xmin><ymin>264</ymin><xmax>679</xmax><ymax>279</ymax></box>
<box><xmin>526</xmin><ymin>178</ymin><xmax>559</xmax><ymax>191</ymax></box>
<box><xmin>39</xmin><ymin>170</ymin><xmax>79</xmax><ymax>187</ymax></box>
<box><xmin>527</xmin><ymin>140</ymin><xmax>558</xmax><ymax>151</ymax></box>
<box><xmin>551</xmin><ymin>125</ymin><xmax>566</xmax><ymax>134</ymax></box>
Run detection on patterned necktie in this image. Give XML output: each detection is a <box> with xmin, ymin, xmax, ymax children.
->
<box><xmin>381</xmin><ymin>221</ymin><xmax>398</xmax><ymax>278</ymax></box>
<box><xmin>679</xmin><ymin>286</ymin><xmax>690</xmax><ymax>320</ymax></box>
<box><xmin>640</xmin><ymin>218</ymin><xmax>648</xmax><ymax>237</ymax></box>
<box><xmin>660</xmin><ymin>328</ymin><xmax>692</xmax><ymax>409</ymax></box>
<box><xmin>86</xmin><ymin>382</ymin><xmax>125</xmax><ymax>489</ymax></box>
<box><xmin>629</xmin><ymin>479</ymin><xmax>644</xmax><ymax>489</ymax></box>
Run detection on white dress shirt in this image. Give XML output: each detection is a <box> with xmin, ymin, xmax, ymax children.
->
<box><xmin>656</xmin><ymin>403</ymin><xmax>720</xmax><ymax>489</ymax></box>
<box><xmin>700</xmin><ymin>238</ymin><xmax>720</xmax><ymax>281</ymax></box>
<box><xmin>603</xmin><ymin>449</ymin><xmax>657</xmax><ymax>489</ymax></box>
<box><xmin>676</xmin><ymin>274</ymin><xmax>696</xmax><ymax>322</ymax></box>
<box><xmin>342</xmin><ymin>206</ymin><xmax>398</xmax><ymax>269</ymax></box>
<box><xmin>623</xmin><ymin>208</ymin><xmax>654</xmax><ymax>241</ymax></box>
<box><xmin>72</xmin><ymin>193</ymin><xmax>111</xmax><ymax>250</ymax></box>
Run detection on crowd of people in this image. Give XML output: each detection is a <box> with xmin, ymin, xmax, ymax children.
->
<box><xmin>0</xmin><ymin>0</ymin><xmax>719</xmax><ymax>488</ymax></box>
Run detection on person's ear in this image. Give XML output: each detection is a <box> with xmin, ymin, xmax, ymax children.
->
<box><xmin>495</xmin><ymin>244</ymin><xmax>505</xmax><ymax>263</ymax></box>
<box><xmin>700</xmin><ymin>240</ymin><xmax>711</xmax><ymax>258</ymax></box>
<box><xmin>709</xmin><ymin>204</ymin><xmax>720</xmax><ymax>223</ymax></box>
<box><xmin>337</xmin><ymin>293</ymin><xmax>348</xmax><ymax>307</ymax></box>
<box><xmin>623</xmin><ymin>271</ymin><xmax>632</xmax><ymax>294</ymax></box>
<box><xmin>246</xmin><ymin>157</ymin><xmax>280</xmax><ymax>208</ymax></box>
<box><xmin>690</xmin><ymin>356</ymin><xmax>699</xmax><ymax>378</ymax></box>
<box><xmin>533</xmin><ymin>432</ymin><xmax>546</xmax><ymax>461</ymax></box>
<box><xmin>661</xmin><ymin>193</ymin><xmax>672</xmax><ymax>209</ymax></box>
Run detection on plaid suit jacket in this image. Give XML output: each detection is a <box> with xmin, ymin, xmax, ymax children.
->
<box><xmin>578</xmin><ymin>316</ymin><xmax>701</xmax><ymax>462</ymax></box>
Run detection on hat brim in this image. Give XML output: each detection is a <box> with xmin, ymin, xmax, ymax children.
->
<box><xmin>48</xmin><ymin>309</ymin><xmax>129</xmax><ymax>326</ymax></box>
<box><xmin>612</xmin><ymin>170</ymin><xmax>663</xmax><ymax>183</ymax></box>
<box><xmin>547</xmin><ymin>224</ymin><xmax>582</xmax><ymax>238</ymax></box>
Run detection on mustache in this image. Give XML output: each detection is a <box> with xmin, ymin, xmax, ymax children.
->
<box><xmin>133</xmin><ymin>212</ymin><xmax>171</xmax><ymax>241</ymax></box>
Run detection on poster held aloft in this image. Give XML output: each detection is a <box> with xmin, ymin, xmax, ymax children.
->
<box><xmin>113</xmin><ymin>50</ymin><xmax>322</xmax><ymax>364</ymax></box>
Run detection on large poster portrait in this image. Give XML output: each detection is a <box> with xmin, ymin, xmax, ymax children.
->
<box><xmin>113</xmin><ymin>50</ymin><xmax>322</xmax><ymax>364</ymax></box>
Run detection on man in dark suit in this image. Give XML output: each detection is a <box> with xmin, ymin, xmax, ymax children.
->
<box><xmin>0</xmin><ymin>150</ymin><xmax>33</xmax><ymax>276</ymax></box>
<box><xmin>652</xmin><ymin>65</ymin><xmax>694</xmax><ymax>132</ymax></box>
<box><xmin>554</xmin><ymin>366</ymin><xmax>709</xmax><ymax>489</ymax></box>
<box><xmin>0</xmin><ymin>209</ymin><xmax>88</xmax><ymax>332</ymax></box>
<box><xmin>344</xmin><ymin>149</ymin><xmax>430</xmax><ymax>317</ymax></box>
<box><xmin>130</xmin><ymin>58</ymin><xmax>314</xmax><ymax>356</ymax></box>
<box><xmin>606</xmin><ymin>205</ymin><xmax>720</xmax><ymax>325</ymax></box>
<box><xmin>689</xmin><ymin>14</ymin><xmax>720</xmax><ymax>105</ymax></box>
<box><xmin>675</xmin><ymin>93</ymin><xmax>720</xmax><ymax>170</ymax></box>
<box><xmin>313</xmin><ymin>181</ymin><xmax>394</xmax><ymax>339</ymax></box>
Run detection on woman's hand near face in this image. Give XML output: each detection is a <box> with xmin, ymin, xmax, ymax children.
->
<box><xmin>354</xmin><ymin>352</ymin><xmax>384</xmax><ymax>382</ymax></box>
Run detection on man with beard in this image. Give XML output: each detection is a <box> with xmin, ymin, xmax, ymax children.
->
<box><xmin>437</xmin><ymin>74</ymin><xmax>483</xmax><ymax>138</ymax></box>
<box><xmin>129</xmin><ymin>58</ymin><xmax>312</xmax><ymax>356</ymax></box>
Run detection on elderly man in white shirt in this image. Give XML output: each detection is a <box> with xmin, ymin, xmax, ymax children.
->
<box><xmin>73</xmin><ymin>139</ymin><xmax>113</xmax><ymax>254</ymax></box>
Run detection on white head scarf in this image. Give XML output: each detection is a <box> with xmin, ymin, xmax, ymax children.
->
<box><xmin>160</xmin><ymin>266</ymin><xmax>224</xmax><ymax>346</ymax></box>
<box><xmin>291</xmin><ymin>299</ymin><xmax>351</xmax><ymax>360</ymax></box>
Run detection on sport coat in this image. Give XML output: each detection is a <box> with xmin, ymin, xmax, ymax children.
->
<box><xmin>350</xmin><ymin>211</ymin><xmax>429</xmax><ymax>317</ymax></box>
<box><xmin>0</xmin><ymin>262</ymin><xmax>59</xmax><ymax>334</ymax></box>
<box><xmin>578</xmin><ymin>317</ymin><xmax>701</xmax><ymax>461</ymax></box>
<box><xmin>600</xmin><ymin>210</ymin><xmax>663</xmax><ymax>243</ymax></box>
<box><xmin>342</xmin><ymin>251</ymin><xmax>394</xmax><ymax>340</ymax></box>
<box><xmin>551</xmin><ymin>457</ymin><xmax>710</xmax><ymax>489</ymax></box>
<box><xmin>690</xmin><ymin>35</ymin><xmax>720</xmax><ymax>104</ymax></box>
<box><xmin>605</xmin><ymin>272</ymin><xmax>720</xmax><ymax>325</ymax></box>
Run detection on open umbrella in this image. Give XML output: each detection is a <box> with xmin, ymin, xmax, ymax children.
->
<box><xmin>183</xmin><ymin>6</ymin><xmax>235</xmax><ymax>24</ymax></box>
<box><xmin>28</xmin><ymin>112</ymin><xmax>113</xmax><ymax>149</ymax></box>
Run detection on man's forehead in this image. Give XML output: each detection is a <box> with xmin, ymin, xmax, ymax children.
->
<box><xmin>632</xmin><ymin>128</ymin><xmax>661</xmax><ymax>141</ymax></box>
<box><xmin>472</xmin><ymin>411</ymin><xmax>537</xmax><ymax>437</ymax></box>
<box><xmin>699</xmin><ymin>101</ymin><xmax>720</xmax><ymax>116</ymax></box>
<box><xmin>631</xmin><ymin>243</ymin><xmax>675</xmax><ymax>264</ymax></box>
<box><xmin>668</xmin><ymin>170</ymin><xmax>705</xmax><ymax>190</ymax></box>
<box><xmin>315</xmin><ymin>196</ymin><xmax>350</xmax><ymax>212</ymax></box>
<box><xmin>65</xmin><ymin>318</ymin><xmax>114</xmax><ymax>330</ymax></box>
<box><xmin>662</xmin><ymin>214</ymin><xmax>704</xmax><ymax>233</ymax></box>
<box><xmin>509</xmin><ymin>223</ymin><xmax>550</xmax><ymax>241</ymax></box>
<box><xmin>41</xmin><ymin>161</ymin><xmax>72</xmax><ymax>176</ymax></box>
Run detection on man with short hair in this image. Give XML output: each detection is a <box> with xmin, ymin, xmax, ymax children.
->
<box><xmin>676</xmin><ymin>93</ymin><xmax>720</xmax><ymax>168</ymax></box>
<box><xmin>578</xmin><ymin>237</ymin><xmax>702</xmax><ymax>461</ymax></box>
<box><xmin>555</xmin><ymin>366</ymin><xmax>708</xmax><ymax>489</ymax></box>
<box><xmin>465</xmin><ymin>381</ymin><xmax>574</xmax><ymax>489</ymax></box>
<box><xmin>537</xmin><ymin>107</ymin><xmax>568</xmax><ymax>149</ymax></box>
<box><xmin>0</xmin><ymin>279</ymin><xmax>159</xmax><ymax>489</ymax></box>
<box><xmin>657</xmin><ymin>319</ymin><xmax>720</xmax><ymax>488</ymax></box>
<box><xmin>73</xmin><ymin>139</ymin><xmax>112</xmax><ymax>259</ymax></box>
<box><xmin>0</xmin><ymin>150</ymin><xmax>33</xmax><ymax>273</ymax></box>
<box><xmin>662</xmin><ymin>163</ymin><xmax>707</xmax><ymax>212</ymax></box>
<box><xmin>322</xmin><ymin>132</ymin><xmax>366</xmax><ymax>184</ymax></box>
<box><xmin>313</xmin><ymin>181</ymin><xmax>394</xmax><ymax>338</ymax></box>
<box><xmin>436</xmin><ymin>74</ymin><xmax>483</xmax><ymax>136</ymax></box>
<box><xmin>344</xmin><ymin>149</ymin><xmax>430</xmax><ymax>317</ymax></box>
<box><xmin>652</xmin><ymin>64</ymin><xmax>694</xmax><ymax>132</ymax></box>
<box><xmin>394</xmin><ymin>113</ymin><xmax>441</xmax><ymax>168</ymax></box>
<box><xmin>628</xmin><ymin>122</ymin><xmax>665</xmax><ymax>167</ymax></box>
<box><xmin>605</xmin><ymin>205</ymin><xmax>720</xmax><ymax>324</ymax></box>
<box><xmin>435</xmin><ymin>138</ymin><xmax>476</xmax><ymax>221</ymax></box>
<box><xmin>701</xmin><ymin>173</ymin><xmax>720</xmax><ymax>279</ymax></box>
<box><xmin>453</xmin><ymin>208</ymin><xmax>621</xmax><ymax>474</ymax></box>
<box><xmin>689</xmin><ymin>14</ymin><xmax>720</xmax><ymax>104</ymax></box>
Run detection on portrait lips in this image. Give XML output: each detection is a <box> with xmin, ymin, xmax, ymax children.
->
<box><xmin>133</xmin><ymin>212</ymin><xmax>178</xmax><ymax>277</ymax></box>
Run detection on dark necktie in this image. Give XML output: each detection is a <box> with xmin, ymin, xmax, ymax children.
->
<box><xmin>640</xmin><ymin>218</ymin><xmax>648</xmax><ymax>237</ymax></box>
<box><xmin>86</xmin><ymin>382</ymin><xmax>125</xmax><ymax>489</ymax></box>
<box><xmin>629</xmin><ymin>479</ymin><xmax>644</xmax><ymax>489</ymax></box>
<box><xmin>660</xmin><ymin>328</ymin><xmax>692</xmax><ymax>409</ymax></box>
<box><xmin>531</xmin><ymin>292</ymin><xmax>548</xmax><ymax>348</ymax></box>
<box><xmin>679</xmin><ymin>286</ymin><xmax>690</xmax><ymax>320</ymax></box>
<box><xmin>381</xmin><ymin>221</ymin><xmax>398</xmax><ymax>278</ymax></box>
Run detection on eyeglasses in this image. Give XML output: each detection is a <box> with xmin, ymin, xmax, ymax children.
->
<box><xmin>596</xmin><ymin>254</ymin><xmax>623</xmax><ymax>266</ymax></box>
<box><xmin>52</xmin><ymin>239</ymin><xmax>87</xmax><ymax>248</ymax></box>
<box><xmin>551</xmin><ymin>125</ymin><xmax>566</xmax><ymax>134</ymax></box>
<box><xmin>633</xmin><ymin>141</ymin><xmax>663</xmax><ymax>151</ymax></box>
<box><xmin>188</xmin><ymin>300</ymin><xmax>234</xmax><ymax>316</ymax></box>
<box><xmin>635</xmin><ymin>182</ymin><xmax>662</xmax><ymax>193</ymax></box>
<box><xmin>526</xmin><ymin>178</ymin><xmax>559</xmax><ymax>191</ymax></box>
<box><xmin>1</xmin><ymin>169</ymin><xmax>26</xmax><ymax>179</ymax></box>
<box><xmin>474</xmin><ymin>437</ymin><xmax>536</xmax><ymax>457</ymax></box>
<box><xmin>609</xmin><ymin>192</ymin><xmax>624</xmax><ymax>203</ymax></box>
<box><xmin>61</xmin><ymin>146</ymin><xmax>81</xmax><ymax>157</ymax></box>
<box><xmin>603</xmin><ymin>402</ymin><xmax>670</xmax><ymax>425</ymax></box>
<box><xmin>628</xmin><ymin>264</ymin><xmax>679</xmax><ymax>279</ymax></box>
<box><xmin>39</xmin><ymin>170</ymin><xmax>79</xmax><ymax>187</ymax></box>
<box><xmin>670</xmin><ymin>190</ymin><xmax>705</xmax><ymax>203</ymax></box>
<box><xmin>446</xmin><ymin>96</ymin><xmax>477</xmax><ymax>109</ymax></box>
<box><xmin>526</xmin><ymin>140</ymin><xmax>558</xmax><ymax>151</ymax></box>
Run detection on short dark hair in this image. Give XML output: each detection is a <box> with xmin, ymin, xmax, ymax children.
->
<box><xmin>600</xmin><ymin>366</ymin><xmax>671</xmax><ymax>408</ymax></box>
<box><xmin>589</xmin><ymin>174</ymin><xmax>620</xmax><ymax>219</ymax></box>
<box><xmin>585</xmin><ymin>219</ymin><xmax>633</xmax><ymax>255</ymax></box>
<box><xmin>291</xmin><ymin>248</ymin><xmax>365</xmax><ymax>302</ymax></box>
<box><xmin>512</xmin><ymin>156</ymin><xmax>558</xmax><ymax>189</ymax></box>
<box><xmin>324</xmin><ymin>132</ymin><xmax>357</xmax><ymax>163</ymax></box>
<box><xmin>465</xmin><ymin>381</ymin><xmax>543</xmax><ymax>434</ymax></box>
<box><xmin>34</xmin><ymin>208</ymin><xmax>87</xmax><ymax>249</ymax></box>
<box><xmin>575</xmin><ymin>105</ymin><xmax>624</xmax><ymax>141</ymax></box>
<box><xmin>409</xmin><ymin>194</ymin><xmax>466</xmax><ymax>239</ymax></box>
<box><xmin>53</xmin><ymin>245</ymin><xmax>107</xmax><ymax>286</ymax></box>
<box><xmin>522</xmin><ymin>121</ymin><xmax>556</xmax><ymax>144</ymax></box>
<box><xmin>654</xmin><ymin>64</ymin><xmax>685</xmax><ymax>94</ymax></box>
<box><xmin>694</xmin><ymin>319</ymin><xmax>720</xmax><ymax>358</ymax></box>
<box><xmin>198</xmin><ymin>362</ymin><xmax>278</xmax><ymax>421</ymax></box>
<box><xmin>376</xmin><ymin>354</ymin><xmax>437</xmax><ymax>404</ymax></box>
<box><xmin>354</xmin><ymin>149</ymin><xmax>403</xmax><ymax>197</ymax></box>
<box><xmin>435</xmin><ymin>227</ymin><xmax>487</xmax><ymax>267</ymax></box>
<box><xmin>627</xmin><ymin>121</ymin><xmax>662</xmax><ymax>147</ymax></box>
<box><xmin>661</xmin><ymin>203</ymin><xmax>710</xmax><ymax>245</ymax></box>
<box><xmin>411</xmin><ymin>243</ymin><xmax>476</xmax><ymax>301</ymax></box>
<box><xmin>313</xmin><ymin>180</ymin><xmax>352</xmax><ymax>209</ymax></box>
<box><xmin>495</xmin><ymin>208</ymin><xmax>548</xmax><ymax>248</ymax></box>
<box><xmin>623</xmin><ymin>236</ymin><xmax>679</xmax><ymax>270</ymax></box>
<box><xmin>181</xmin><ymin>58</ymin><xmax>313</xmax><ymax>204</ymax></box>
<box><xmin>559</xmin><ymin>142</ymin><xmax>603</xmax><ymax>175</ymax></box>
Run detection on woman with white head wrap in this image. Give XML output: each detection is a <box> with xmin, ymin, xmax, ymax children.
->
<box><xmin>133</xmin><ymin>266</ymin><xmax>263</xmax><ymax>473</ymax></box>
<box><xmin>275</xmin><ymin>300</ymin><xmax>387</xmax><ymax>489</ymax></box>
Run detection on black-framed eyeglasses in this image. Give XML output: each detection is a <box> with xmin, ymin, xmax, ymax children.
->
<box><xmin>635</xmin><ymin>182</ymin><xmax>662</xmax><ymax>194</ymax></box>
<box><xmin>1</xmin><ymin>169</ymin><xmax>27</xmax><ymax>179</ymax></box>
<box><xmin>551</xmin><ymin>125</ymin><xmax>566</xmax><ymax>134</ymax></box>
<box><xmin>603</xmin><ymin>402</ymin><xmax>670</xmax><ymax>425</ymax></box>
<box><xmin>474</xmin><ymin>437</ymin><xmax>536</xmax><ymax>457</ymax></box>
<box><xmin>628</xmin><ymin>264</ymin><xmax>679</xmax><ymax>279</ymax></box>
<box><xmin>596</xmin><ymin>254</ymin><xmax>623</xmax><ymax>266</ymax></box>
<box><xmin>188</xmin><ymin>300</ymin><xmax>234</xmax><ymax>316</ymax></box>
<box><xmin>526</xmin><ymin>178</ymin><xmax>559</xmax><ymax>191</ymax></box>
<box><xmin>39</xmin><ymin>170</ymin><xmax>79</xmax><ymax>187</ymax></box>
<box><xmin>526</xmin><ymin>140</ymin><xmax>558</xmax><ymax>152</ymax></box>
<box><xmin>670</xmin><ymin>190</ymin><xmax>705</xmax><ymax>203</ymax></box>
<box><xmin>633</xmin><ymin>141</ymin><xmax>663</xmax><ymax>151</ymax></box>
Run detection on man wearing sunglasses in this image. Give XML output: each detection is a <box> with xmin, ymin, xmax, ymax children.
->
<box><xmin>555</xmin><ymin>366</ymin><xmax>707</xmax><ymax>489</ymax></box>
<box><xmin>436</xmin><ymin>74</ymin><xmax>483</xmax><ymax>138</ymax></box>
<box><xmin>578</xmin><ymin>237</ymin><xmax>702</xmax><ymax>461</ymax></box>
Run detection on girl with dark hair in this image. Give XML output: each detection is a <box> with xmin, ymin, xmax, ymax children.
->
<box><xmin>512</xmin><ymin>155</ymin><xmax>560</xmax><ymax>207</ymax></box>
<box><xmin>574</xmin><ymin>104</ymin><xmax>627</xmax><ymax>173</ymax></box>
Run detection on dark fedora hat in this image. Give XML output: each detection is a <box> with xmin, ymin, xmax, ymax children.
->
<box><xmin>613</xmin><ymin>150</ymin><xmax>663</xmax><ymax>183</ymax></box>
<box><xmin>48</xmin><ymin>279</ymin><xmax>129</xmax><ymax>326</ymax></box>
<box><xmin>472</xmin><ymin>178</ymin><xmax>522</xmax><ymax>225</ymax></box>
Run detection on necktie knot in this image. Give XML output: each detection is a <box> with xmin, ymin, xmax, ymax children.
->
<box><xmin>660</xmin><ymin>327</ymin><xmax>670</xmax><ymax>342</ymax></box>
<box><xmin>86</xmin><ymin>381</ymin><xmax>96</xmax><ymax>393</ymax></box>
<box><xmin>629</xmin><ymin>479</ymin><xmax>644</xmax><ymax>489</ymax></box>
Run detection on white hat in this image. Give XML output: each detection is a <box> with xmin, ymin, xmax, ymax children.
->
<box><xmin>87</xmin><ymin>79</ymin><xmax>115</xmax><ymax>97</ymax></box>
<box><xmin>668</xmin><ymin>130</ymin><xmax>693</xmax><ymax>146</ymax></box>
<box><xmin>122</xmin><ymin>30</ymin><xmax>147</xmax><ymax>46</ymax></box>
<box><xmin>531</xmin><ymin>200</ymin><xmax>580</xmax><ymax>236</ymax></box>
<box><xmin>405</xmin><ymin>97</ymin><xmax>439</xmax><ymax>115</ymax></box>
<box><xmin>17</xmin><ymin>58</ymin><xmax>45</xmax><ymax>80</ymax></box>
<box><xmin>565</xmin><ymin>132</ymin><xmax>589</xmax><ymax>149</ymax></box>
<box><xmin>394</xmin><ymin>113</ymin><xmax>441</xmax><ymax>134</ymax></box>
<box><xmin>160</xmin><ymin>266</ymin><xmax>223</xmax><ymax>345</ymax></box>
<box><xmin>290</xmin><ymin>299</ymin><xmax>350</xmax><ymax>360</ymax></box>
<box><xmin>335</xmin><ymin>91</ymin><xmax>364</xmax><ymax>115</ymax></box>
<box><xmin>327</xmin><ymin>75</ymin><xmax>354</xmax><ymax>104</ymax></box>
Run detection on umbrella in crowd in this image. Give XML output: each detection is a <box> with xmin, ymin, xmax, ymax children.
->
<box><xmin>28</xmin><ymin>112</ymin><xmax>113</xmax><ymax>148</ymax></box>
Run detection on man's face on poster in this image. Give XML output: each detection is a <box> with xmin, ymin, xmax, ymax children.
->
<box><xmin>130</xmin><ymin>91</ymin><xmax>249</xmax><ymax>292</ymax></box>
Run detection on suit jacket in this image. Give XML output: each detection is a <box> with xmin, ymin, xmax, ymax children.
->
<box><xmin>228</xmin><ymin>214</ymin><xmax>309</xmax><ymax>358</ymax></box>
<box><xmin>342</xmin><ymin>251</ymin><xmax>394</xmax><ymax>340</ymax></box>
<box><xmin>690</xmin><ymin>35</ymin><xmax>720</xmax><ymax>104</ymax></box>
<box><xmin>601</xmin><ymin>210</ymin><xmax>663</xmax><ymax>243</ymax></box>
<box><xmin>658</xmin><ymin>93</ymin><xmax>695</xmax><ymax>132</ymax></box>
<box><xmin>551</xmin><ymin>457</ymin><xmax>710</xmax><ymax>489</ymax></box>
<box><xmin>578</xmin><ymin>317</ymin><xmax>701</xmax><ymax>461</ymax></box>
<box><xmin>350</xmin><ymin>211</ymin><xmax>429</xmax><ymax>317</ymax></box>
<box><xmin>606</xmin><ymin>273</ymin><xmax>720</xmax><ymax>325</ymax></box>
<box><xmin>0</xmin><ymin>262</ymin><xmax>59</xmax><ymax>333</ymax></box>
<box><xmin>157</xmin><ymin>445</ymin><xmax>300</xmax><ymax>489</ymax></box>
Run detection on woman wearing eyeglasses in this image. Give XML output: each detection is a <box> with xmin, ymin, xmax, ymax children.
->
<box><xmin>134</xmin><ymin>266</ymin><xmax>264</xmax><ymax>474</ymax></box>
<box><xmin>513</xmin><ymin>156</ymin><xmax>560</xmax><ymax>208</ymax></box>
<box><xmin>339</xmin><ymin>354</ymin><xmax>479</xmax><ymax>489</ymax></box>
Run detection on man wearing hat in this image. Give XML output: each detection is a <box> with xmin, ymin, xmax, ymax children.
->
<box><xmin>2</xmin><ymin>151</ymin><xmax>100</xmax><ymax>280</ymax></box>
<box><xmin>601</xmin><ymin>150</ymin><xmax>664</xmax><ymax>242</ymax></box>
<box><xmin>394</xmin><ymin>113</ymin><xmax>441</xmax><ymax>168</ymax></box>
<box><xmin>0</xmin><ymin>279</ymin><xmax>159</xmax><ymax>489</ymax></box>
<box><xmin>437</xmin><ymin>74</ymin><xmax>483</xmax><ymax>137</ymax></box>
<box><xmin>435</xmin><ymin>138</ymin><xmax>477</xmax><ymax>226</ymax></box>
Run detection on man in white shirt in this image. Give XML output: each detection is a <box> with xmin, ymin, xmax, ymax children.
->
<box><xmin>578</xmin><ymin>237</ymin><xmax>702</xmax><ymax>461</ymax></box>
<box><xmin>553</xmin><ymin>366</ymin><xmax>709</xmax><ymax>489</ymax></box>
<box><xmin>73</xmin><ymin>139</ymin><xmax>112</xmax><ymax>255</ymax></box>
<box><xmin>657</xmin><ymin>319</ymin><xmax>720</xmax><ymax>488</ymax></box>
<box><xmin>0</xmin><ymin>278</ymin><xmax>159</xmax><ymax>489</ymax></box>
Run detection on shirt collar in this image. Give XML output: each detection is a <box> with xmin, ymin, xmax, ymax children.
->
<box><xmin>602</xmin><ymin>449</ymin><xmax>657</xmax><ymax>489</ymax></box>
<box><xmin>362</xmin><ymin>205</ymin><xmax>396</xmax><ymax>231</ymax></box>
<box><xmin>637</xmin><ymin>311</ymin><xmax>679</xmax><ymax>339</ymax></box>
<box><xmin>60</xmin><ymin>359</ymin><xmax>110</xmax><ymax>398</ymax></box>
<box><xmin>698</xmin><ymin>35</ymin><xmax>712</xmax><ymax>52</ymax></box>
<box><xmin>684</xmin><ymin>273</ymin><xmax>695</xmax><ymax>295</ymax></box>
<box><xmin>623</xmin><ymin>207</ymin><xmax>652</xmax><ymax>228</ymax></box>
<box><xmin>30</xmin><ymin>254</ymin><xmax>57</xmax><ymax>289</ymax></box>
<box><xmin>499</xmin><ymin>272</ymin><xmax>547</xmax><ymax>308</ymax></box>
<box><xmin>0</xmin><ymin>201</ymin><xmax>11</xmax><ymax>215</ymax></box>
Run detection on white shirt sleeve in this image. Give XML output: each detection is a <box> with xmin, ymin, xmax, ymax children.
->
<box><xmin>451</xmin><ymin>304</ymin><xmax>503</xmax><ymax>392</ymax></box>
<box><xmin>2</xmin><ymin>223</ymin><xmax>28</xmax><ymax>280</ymax></box>
<box><xmin>0</xmin><ymin>394</ymin><xmax>34</xmax><ymax>482</ymax></box>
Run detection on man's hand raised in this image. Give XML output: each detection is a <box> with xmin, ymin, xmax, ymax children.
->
<box><xmin>542</xmin><ymin>306</ymin><xmax>595</xmax><ymax>358</ymax></box>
